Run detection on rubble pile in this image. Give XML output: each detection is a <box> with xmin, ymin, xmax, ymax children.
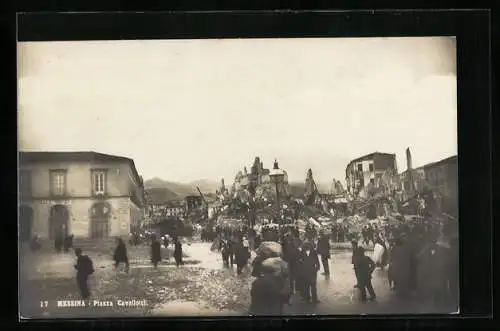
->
<box><xmin>144</xmin><ymin>267</ymin><xmax>251</xmax><ymax>313</ymax></box>
<box><xmin>251</xmin><ymin>241</ymin><xmax>288</xmax><ymax>278</ymax></box>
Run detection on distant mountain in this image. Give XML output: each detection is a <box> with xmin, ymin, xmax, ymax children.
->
<box><xmin>144</xmin><ymin>177</ymin><xmax>218</xmax><ymax>198</ymax></box>
<box><xmin>288</xmin><ymin>181</ymin><xmax>332</xmax><ymax>198</ymax></box>
<box><xmin>188</xmin><ymin>179</ymin><xmax>220</xmax><ymax>194</ymax></box>
<box><xmin>145</xmin><ymin>187</ymin><xmax>180</xmax><ymax>204</ymax></box>
<box><xmin>288</xmin><ymin>182</ymin><xmax>306</xmax><ymax>198</ymax></box>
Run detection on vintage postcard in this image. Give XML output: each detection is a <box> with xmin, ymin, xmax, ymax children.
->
<box><xmin>18</xmin><ymin>37</ymin><xmax>458</xmax><ymax>318</ymax></box>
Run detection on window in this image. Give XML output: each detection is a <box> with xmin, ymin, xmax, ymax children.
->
<box><xmin>369</xmin><ymin>163</ymin><xmax>374</xmax><ymax>172</ymax></box>
<box><xmin>92</xmin><ymin>170</ymin><xmax>107</xmax><ymax>195</ymax></box>
<box><xmin>357</xmin><ymin>164</ymin><xmax>363</xmax><ymax>172</ymax></box>
<box><xmin>50</xmin><ymin>170</ymin><xmax>67</xmax><ymax>196</ymax></box>
<box><xmin>370</xmin><ymin>178</ymin><xmax>375</xmax><ymax>185</ymax></box>
<box><xmin>19</xmin><ymin>170</ymin><xmax>32</xmax><ymax>197</ymax></box>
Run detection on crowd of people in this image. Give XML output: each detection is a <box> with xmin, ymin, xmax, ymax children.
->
<box><xmin>31</xmin><ymin>207</ymin><xmax>458</xmax><ymax>315</ymax></box>
<box><xmin>206</xmin><ymin>212</ymin><xmax>458</xmax><ymax>314</ymax></box>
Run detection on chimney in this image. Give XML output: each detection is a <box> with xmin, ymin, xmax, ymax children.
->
<box><xmin>406</xmin><ymin>147</ymin><xmax>413</xmax><ymax>171</ymax></box>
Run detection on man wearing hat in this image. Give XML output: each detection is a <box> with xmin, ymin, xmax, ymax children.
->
<box><xmin>299</xmin><ymin>241</ymin><xmax>320</xmax><ymax>304</ymax></box>
<box><xmin>317</xmin><ymin>233</ymin><xmax>331</xmax><ymax>276</ymax></box>
<box><xmin>354</xmin><ymin>246</ymin><xmax>376</xmax><ymax>301</ymax></box>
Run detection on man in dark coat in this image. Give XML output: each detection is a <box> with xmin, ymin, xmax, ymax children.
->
<box><xmin>30</xmin><ymin>235</ymin><xmax>41</xmax><ymax>251</ymax></box>
<box><xmin>113</xmin><ymin>238</ymin><xmax>129</xmax><ymax>273</ymax></box>
<box><xmin>174</xmin><ymin>239</ymin><xmax>183</xmax><ymax>267</ymax></box>
<box><xmin>74</xmin><ymin>248</ymin><xmax>94</xmax><ymax>299</ymax></box>
<box><xmin>63</xmin><ymin>234</ymin><xmax>74</xmax><ymax>252</ymax></box>
<box><xmin>150</xmin><ymin>235</ymin><xmax>162</xmax><ymax>268</ymax></box>
<box><xmin>54</xmin><ymin>232</ymin><xmax>63</xmax><ymax>253</ymax></box>
<box><xmin>250</xmin><ymin>270</ymin><xmax>284</xmax><ymax>315</ymax></box>
<box><xmin>331</xmin><ymin>225</ymin><xmax>338</xmax><ymax>243</ymax></box>
<box><xmin>221</xmin><ymin>240</ymin><xmax>230</xmax><ymax>267</ymax></box>
<box><xmin>317</xmin><ymin>234</ymin><xmax>331</xmax><ymax>275</ymax></box>
<box><xmin>235</xmin><ymin>241</ymin><xmax>250</xmax><ymax>275</ymax></box>
<box><xmin>227</xmin><ymin>239</ymin><xmax>236</xmax><ymax>266</ymax></box>
<box><xmin>353</xmin><ymin>246</ymin><xmax>376</xmax><ymax>301</ymax></box>
<box><xmin>299</xmin><ymin>242</ymin><xmax>320</xmax><ymax>304</ymax></box>
<box><xmin>351</xmin><ymin>240</ymin><xmax>360</xmax><ymax>287</ymax></box>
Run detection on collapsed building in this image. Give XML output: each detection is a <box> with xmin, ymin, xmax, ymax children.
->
<box><xmin>345</xmin><ymin>152</ymin><xmax>398</xmax><ymax>199</ymax></box>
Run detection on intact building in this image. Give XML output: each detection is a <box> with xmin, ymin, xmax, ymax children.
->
<box><xmin>18</xmin><ymin>151</ymin><xmax>145</xmax><ymax>241</ymax></box>
<box><xmin>165</xmin><ymin>202</ymin><xmax>185</xmax><ymax>217</ymax></box>
<box><xmin>149</xmin><ymin>201</ymin><xmax>185</xmax><ymax>218</ymax></box>
<box><xmin>345</xmin><ymin>152</ymin><xmax>398</xmax><ymax>196</ymax></box>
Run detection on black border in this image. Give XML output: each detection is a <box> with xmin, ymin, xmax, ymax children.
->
<box><xmin>8</xmin><ymin>9</ymin><xmax>494</xmax><ymax>330</ymax></box>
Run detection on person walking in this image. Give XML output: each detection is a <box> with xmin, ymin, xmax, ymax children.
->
<box><xmin>283</xmin><ymin>236</ymin><xmax>298</xmax><ymax>294</ymax></box>
<box><xmin>221</xmin><ymin>240</ymin><xmax>230</xmax><ymax>267</ymax></box>
<box><xmin>113</xmin><ymin>238</ymin><xmax>129</xmax><ymax>273</ymax></box>
<box><xmin>236</xmin><ymin>239</ymin><xmax>251</xmax><ymax>275</ymax></box>
<box><xmin>353</xmin><ymin>246</ymin><xmax>377</xmax><ymax>301</ymax></box>
<box><xmin>74</xmin><ymin>248</ymin><xmax>94</xmax><ymax>300</ymax></box>
<box><xmin>151</xmin><ymin>235</ymin><xmax>162</xmax><ymax>268</ymax></box>
<box><xmin>174</xmin><ymin>239</ymin><xmax>183</xmax><ymax>267</ymax></box>
<box><xmin>317</xmin><ymin>233</ymin><xmax>331</xmax><ymax>276</ymax></box>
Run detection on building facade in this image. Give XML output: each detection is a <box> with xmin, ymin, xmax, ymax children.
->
<box><xmin>400</xmin><ymin>168</ymin><xmax>426</xmax><ymax>194</ymax></box>
<box><xmin>399</xmin><ymin>155</ymin><xmax>457</xmax><ymax>217</ymax></box>
<box><xmin>149</xmin><ymin>201</ymin><xmax>185</xmax><ymax>218</ymax></box>
<box><xmin>18</xmin><ymin>152</ymin><xmax>145</xmax><ymax>241</ymax></box>
<box><xmin>345</xmin><ymin>152</ymin><xmax>398</xmax><ymax>197</ymax></box>
<box><xmin>185</xmin><ymin>195</ymin><xmax>204</xmax><ymax>214</ymax></box>
<box><xmin>422</xmin><ymin>155</ymin><xmax>458</xmax><ymax>217</ymax></box>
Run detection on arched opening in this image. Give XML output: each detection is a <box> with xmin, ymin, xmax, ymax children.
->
<box><xmin>49</xmin><ymin>205</ymin><xmax>69</xmax><ymax>240</ymax></box>
<box><xmin>19</xmin><ymin>205</ymin><xmax>33</xmax><ymax>242</ymax></box>
<box><xmin>90</xmin><ymin>202</ymin><xmax>111</xmax><ymax>239</ymax></box>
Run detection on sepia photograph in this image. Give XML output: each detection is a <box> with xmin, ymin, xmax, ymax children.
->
<box><xmin>18</xmin><ymin>37</ymin><xmax>459</xmax><ymax>318</ymax></box>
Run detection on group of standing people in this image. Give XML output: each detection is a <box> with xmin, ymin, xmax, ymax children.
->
<box><xmin>218</xmin><ymin>235</ymin><xmax>251</xmax><ymax>274</ymax></box>
<box><xmin>281</xmin><ymin>232</ymin><xmax>329</xmax><ymax>305</ymax></box>
<box><xmin>72</xmin><ymin>234</ymin><xmax>187</xmax><ymax>301</ymax></box>
<box><xmin>250</xmin><ymin>232</ymin><xmax>327</xmax><ymax>315</ymax></box>
<box><xmin>329</xmin><ymin>223</ymin><xmax>350</xmax><ymax>243</ymax></box>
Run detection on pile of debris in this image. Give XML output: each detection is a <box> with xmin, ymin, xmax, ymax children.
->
<box><xmin>251</xmin><ymin>241</ymin><xmax>288</xmax><ymax>279</ymax></box>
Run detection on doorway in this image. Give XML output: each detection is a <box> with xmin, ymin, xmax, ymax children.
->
<box><xmin>19</xmin><ymin>205</ymin><xmax>33</xmax><ymax>242</ymax></box>
<box><xmin>49</xmin><ymin>205</ymin><xmax>69</xmax><ymax>240</ymax></box>
<box><xmin>90</xmin><ymin>202</ymin><xmax>111</xmax><ymax>239</ymax></box>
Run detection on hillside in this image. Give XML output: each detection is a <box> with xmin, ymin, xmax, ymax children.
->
<box><xmin>144</xmin><ymin>177</ymin><xmax>218</xmax><ymax>198</ymax></box>
<box><xmin>288</xmin><ymin>182</ymin><xmax>306</xmax><ymax>198</ymax></box>
<box><xmin>288</xmin><ymin>181</ymin><xmax>331</xmax><ymax>197</ymax></box>
<box><xmin>145</xmin><ymin>187</ymin><xmax>180</xmax><ymax>204</ymax></box>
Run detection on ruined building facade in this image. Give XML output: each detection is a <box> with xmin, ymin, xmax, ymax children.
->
<box><xmin>345</xmin><ymin>152</ymin><xmax>398</xmax><ymax>197</ymax></box>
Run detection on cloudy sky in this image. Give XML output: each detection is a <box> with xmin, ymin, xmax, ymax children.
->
<box><xmin>18</xmin><ymin>37</ymin><xmax>457</xmax><ymax>185</ymax></box>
